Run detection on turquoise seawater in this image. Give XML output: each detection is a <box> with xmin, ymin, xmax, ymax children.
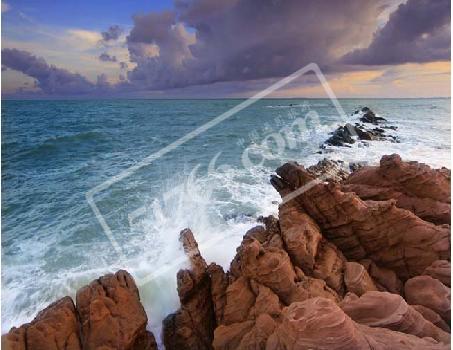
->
<box><xmin>1</xmin><ymin>98</ymin><xmax>451</xmax><ymax>339</ymax></box>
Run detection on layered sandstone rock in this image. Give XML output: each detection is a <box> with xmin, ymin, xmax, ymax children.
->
<box><xmin>344</xmin><ymin>154</ymin><xmax>451</xmax><ymax>224</ymax></box>
<box><xmin>76</xmin><ymin>270</ymin><xmax>155</xmax><ymax>350</ymax></box>
<box><xmin>207</xmin><ymin>263</ymin><xmax>229</xmax><ymax>325</ymax></box>
<box><xmin>163</xmin><ymin>229</ymin><xmax>216</xmax><ymax>350</ymax></box>
<box><xmin>271</xmin><ymin>160</ymin><xmax>450</xmax><ymax>281</ymax></box>
<box><xmin>343</xmin><ymin>262</ymin><xmax>377</xmax><ymax>296</ymax></box>
<box><xmin>213</xmin><ymin>217</ymin><xmax>346</xmax><ymax>349</ymax></box>
<box><xmin>213</xmin><ymin>277</ymin><xmax>283</xmax><ymax>349</ymax></box>
<box><xmin>3</xmin><ymin>271</ymin><xmax>156</xmax><ymax>350</ymax></box>
<box><xmin>2</xmin><ymin>297</ymin><xmax>81</xmax><ymax>350</ymax></box>
<box><xmin>273</xmin><ymin>297</ymin><xmax>448</xmax><ymax>350</ymax></box>
<box><xmin>412</xmin><ymin>305</ymin><xmax>450</xmax><ymax>332</ymax></box>
<box><xmin>238</xmin><ymin>236</ymin><xmax>340</xmax><ymax>305</ymax></box>
<box><xmin>404</xmin><ymin>275</ymin><xmax>451</xmax><ymax>322</ymax></box>
<box><xmin>359</xmin><ymin>259</ymin><xmax>403</xmax><ymax>294</ymax></box>
<box><xmin>424</xmin><ymin>260</ymin><xmax>451</xmax><ymax>287</ymax></box>
<box><xmin>341</xmin><ymin>291</ymin><xmax>450</xmax><ymax>344</ymax></box>
<box><xmin>279</xmin><ymin>202</ymin><xmax>346</xmax><ymax>295</ymax></box>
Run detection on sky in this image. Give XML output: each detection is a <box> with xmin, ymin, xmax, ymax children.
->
<box><xmin>1</xmin><ymin>0</ymin><xmax>451</xmax><ymax>98</ymax></box>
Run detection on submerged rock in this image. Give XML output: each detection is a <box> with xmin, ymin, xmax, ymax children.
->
<box><xmin>359</xmin><ymin>107</ymin><xmax>387</xmax><ymax>124</ymax></box>
<box><xmin>322</xmin><ymin>107</ymin><xmax>397</xmax><ymax>148</ymax></box>
<box><xmin>324</xmin><ymin>124</ymin><xmax>356</xmax><ymax>146</ymax></box>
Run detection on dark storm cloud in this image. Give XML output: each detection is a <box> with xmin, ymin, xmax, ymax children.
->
<box><xmin>1</xmin><ymin>48</ymin><xmax>113</xmax><ymax>95</ymax></box>
<box><xmin>99</xmin><ymin>52</ymin><xmax>117</xmax><ymax>62</ymax></box>
<box><xmin>101</xmin><ymin>25</ymin><xmax>123</xmax><ymax>42</ymax></box>
<box><xmin>4</xmin><ymin>0</ymin><xmax>451</xmax><ymax>97</ymax></box>
<box><xmin>126</xmin><ymin>0</ymin><xmax>387</xmax><ymax>90</ymax></box>
<box><xmin>342</xmin><ymin>0</ymin><xmax>451</xmax><ymax>65</ymax></box>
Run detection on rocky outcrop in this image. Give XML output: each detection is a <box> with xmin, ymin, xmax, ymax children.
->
<box><xmin>162</xmin><ymin>229</ymin><xmax>216</xmax><ymax>350</ymax></box>
<box><xmin>307</xmin><ymin>158</ymin><xmax>349</xmax><ymax>183</ymax></box>
<box><xmin>404</xmin><ymin>275</ymin><xmax>451</xmax><ymax>322</ymax></box>
<box><xmin>341</xmin><ymin>291</ymin><xmax>450</xmax><ymax>344</ymax></box>
<box><xmin>4</xmin><ymin>154</ymin><xmax>450</xmax><ymax>350</ymax></box>
<box><xmin>271</xmin><ymin>160</ymin><xmax>450</xmax><ymax>281</ymax></box>
<box><xmin>76</xmin><ymin>270</ymin><xmax>155</xmax><ymax>350</ymax></box>
<box><xmin>412</xmin><ymin>305</ymin><xmax>450</xmax><ymax>332</ymax></box>
<box><xmin>212</xmin><ymin>214</ymin><xmax>348</xmax><ymax>349</ymax></box>
<box><xmin>207</xmin><ymin>263</ymin><xmax>229</xmax><ymax>325</ymax></box>
<box><xmin>359</xmin><ymin>258</ymin><xmax>403</xmax><ymax>294</ymax></box>
<box><xmin>273</xmin><ymin>297</ymin><xmax>448</xmax><ymax>350</ymax></box>
<box><xmin>3</xmin><ymin>271</ymin><xmax>156</xmax><ymax>350</ymax></box>
<box><xmin>323</xmin><ymin>108</ymin><xmax>398</xmax><ymax>148</ymax></box>
<box><xmin>343</xmin><ymin>262</ymin><xmax>378</xmax><ymax>296</ymax></box>
<box><xmin>2</xmin><ymin>297</ymin><xmax>81</xmax><ymax>350</ymax></box>
<box><xmin>359</xmin><ymin>106</ymin><xmax>387</xmax><ymax>124</ymax></box>
<box><xmin>278</xmin><ymin>202</ymin><xmax>347</xmax><ymax>295</ymax></box>
<box><xmin>323</xmin><ymin>124</ymin><xmax>356</xmax><ymax>146</ymax></box>
<box><xmin>424</xmin><ymin>260</ymin><xmax>451</xmax><ymax>287</ymax></box>
<box><xmin>343</xmin><ymin>154</ymin><xmax>451</xmax><ymax>224</ymax></box>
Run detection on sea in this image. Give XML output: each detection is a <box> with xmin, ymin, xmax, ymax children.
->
<box><xmin>1</xmin><ymin>98</ymin><xmax>451</xmax><ymax>341</ymax></box>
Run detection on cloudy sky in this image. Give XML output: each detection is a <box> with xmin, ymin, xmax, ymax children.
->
<box><xmin>1</xmin><ymin>0</ymin><xmax>450</xmax><ymax>98</ymax></box>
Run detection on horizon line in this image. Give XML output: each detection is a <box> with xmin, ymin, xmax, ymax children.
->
<box><xmin>2</xmin><ymin>96</ymin><xmax>451</xmax><ymax>101</ymax></box>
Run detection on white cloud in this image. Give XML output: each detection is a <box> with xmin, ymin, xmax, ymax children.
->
<box><xmin>66</xmin><ymin>29</ymin><xmax>103</xmax><ymax>49</ymax></box>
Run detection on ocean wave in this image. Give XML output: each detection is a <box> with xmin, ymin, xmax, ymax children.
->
<box><xmin>17</xmin><ymin>131</ymin><xmax>106</xmax><ymax>158</ymax></box>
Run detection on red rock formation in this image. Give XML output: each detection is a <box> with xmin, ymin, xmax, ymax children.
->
<box><xmin>3</xmin><ymin>271</ymin><xmax>156</xmax><ymax>350</ymax></box>
<box><xmin>212</xmin><ymin>276</ymin><xmax>283</xmax><ymax>349</ymax></box>
<box><xmin>307</xmin><ymin>158</ymin><xmax>349</xmax><ymax>183</ymax></box>
<box><xmin>207</xmin><ymin>263</ymin><xmax>229</xmax><ymax>325</ymax></box>
<box><xmin>404</xmin><ymin>275</ymin><xmax>451</xmax><ymax>322</ymax></box>
<box><xmin>162</xmin><ymin>229</ymin><xmax>216</xmax><ymax>350</ymax></box>
<box><xmin>343</xmin><ymin>154</ymin><xmax>451</xmax><ymax>224</ymax></box>
<box><xmin>279</xmin><ymin>202</ymin><xmax>346</xmax><ymax>295</ymax></box>
<box><xmin>239</xmin><ymin>237</ymin><xmax>340</xmax><ymax>305</ymax></box>
<box><xmin>76</xmin><ymin>270</ymin><xmax>156</xmax><ymax>350</ymax></box>
<box><xmin>343</xmin><ymin>262</ymin><xmax>377</xmax><ymax>296</ymax></box>
<box><xmin>424</xmin><ymin>260</ymin><xmax>451</xmax><ymax>287</ymax></box>
<box><xmin>273</xmin><ymin>297</ymin><xmax>448</xmax><ymax>350</ymax></box>
<box><xmin>4</xmin><ymin>153</ymin><xmax>451</xmax><ymax>350</ymax></box>
<box><xmin>2</xmin><ymin>297</ymin><xmax>81</xmax><ymax>350</ymax></box>
<box><xmin>271</xmin><ymin>160</ymin><xmax>450</xmax><ymax>280</ymax></box>
<box><xmin>213</xmin><ymin>220</ymin><xmax>344</xmax><ymax>349</ymax></box>
<box><xmin>412</xmin><ymin>305</ymin><xmax>450</xmax><ymax>332</ymax></box>
<box><xmin>359</xmin><ymin>259</ymin><xmax>403</xmax><ymax>294</ymax></box>
<box><xmin>341</xmin><ymin>291</ymin><xmax>450</xmax><ymax>344</ymax></box>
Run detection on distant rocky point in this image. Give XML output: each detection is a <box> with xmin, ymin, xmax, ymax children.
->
<box><xmin>2</xmin><ymin>153</ymin><xmax>451</xmax><ymax>349</ymax></box>
<box><xmin>323</xmin><ymin>106</ymin><xmax>399</xmax><ymax>148</ymax></box>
